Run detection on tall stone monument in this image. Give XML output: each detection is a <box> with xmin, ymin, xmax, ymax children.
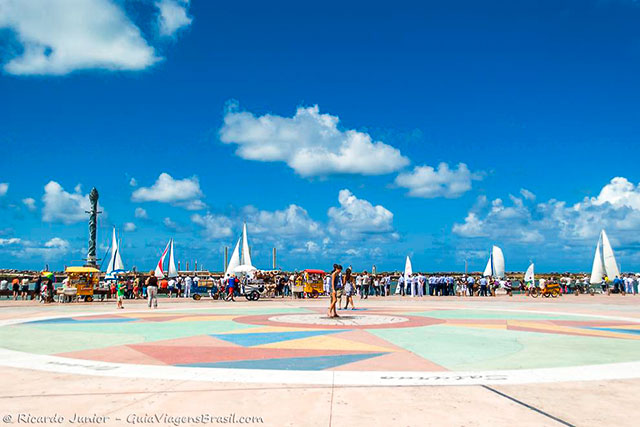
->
<box><xmin>86</xmin><ymin>187</ymin><xmax>100</xmax><ymax>267</ymax></box>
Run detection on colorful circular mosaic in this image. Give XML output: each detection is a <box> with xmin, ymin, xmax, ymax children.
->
<box><xmin>267</xmin><ymin>313</ymin><xmax>410</xmax><ymax>326</ymax></box>
<box><xmin>0</xmin><ymin>305</ymin><xmax>639</xmax><ymax>385</ymax></box>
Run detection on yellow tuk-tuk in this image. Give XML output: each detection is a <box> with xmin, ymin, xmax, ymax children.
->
<box><xmin>303</xmin><ymin>269</ymin><xmax>326</xmax><ymax>298</ymax></box>
<box><xmin>65</xmin><ymin>266</ymin><xmax>100</xmax><ymax>302</ymax></box>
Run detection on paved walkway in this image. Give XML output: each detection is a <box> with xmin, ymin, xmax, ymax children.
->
<box><xmin>0</xmin><ymin>295</ymin><xmax>638</xmax><ymax>426</ymax></box>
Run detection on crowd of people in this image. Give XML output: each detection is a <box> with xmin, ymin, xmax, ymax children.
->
<box><xmin>2</xmin><ymin>268</ymin><xmax>638</xmax><ymax>311</ymax></box>
<box><xmin>0</xmin><ymin>275</ymin><xmax>56</xmax><ymax>302</ymax></box>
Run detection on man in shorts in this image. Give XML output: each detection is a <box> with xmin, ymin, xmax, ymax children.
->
<box><xmin>227</xmin><ymin>274</ymin><xmax>237</xmax><ymax>301</ymax></box>
<box><xmin>116</xmin><ymin>279</ymin><xmax>125</xmax><ymax>309</ymax></box>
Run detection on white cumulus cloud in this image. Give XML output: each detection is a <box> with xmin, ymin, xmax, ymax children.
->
<box><xmin>520</xmin><ymin>188</ymin><xmax>536</xmax><ymax>201</ymax></box>
<box><xmin>453</xmin><ymin>177</ymin><xmax>640</xmax><ymax>251</ymax></box>
<box><xmin>243</xmin><ymin>204</ymin><xmax>322</xmax><ymax>238</ymax></box>
<box><xmin>0</xmin><ymin>0</ymin><xmax>159</xmax><ymax>75</ymax></box>
<box><xmin>42</xmin><ymin>181</ymin><xmax>91</xmax><ymax>224</ymax></box>
<box><xmin>123</xmin><ymin>222</ymin><xmax>136</xmax><ymax>232</ymax></box>
<box><xmin>22</xmin><ymin>197</ymin><xmax>36</xmax><ymax>211</ymax></box>
<box><xmin>219</xmin><ymin>103</ymin><xmax>409</xmax><ymax>177</ymax></box>
<box><xmin>191</xmin><ymin>213</ymin><xmax>233</xmax><ymax>240</ymax></box>
<box><xmin>328</xmin><ymin>189</ymin><xmax>395</xmax><ymax>238</ymax></box>
<box><xmin>132</xmin><ymin>173</ymin><xmax>205</xmax><ymax>209</ymax></box>
<box><xmin>0</xmin><ymin>237</ymin><xmax>21</xmax><ymax>246</ymax></box>
<box><xmin>134</xmin><ymin>207</ymin><xmax>148</xmax><ymax>219</ymax></box>
<box><xmin>15</xmin><ymin>237</ymin><xmax>70</xmax><ymax>259</ymax></box>
<box><xmin>394</xmin><ymin>162</ymin><xmax>482</xmax><ymax>198</ymax></box>
<box><xmin>588</xmin><ymin>177</ymin><xmax>640</xmax><ymax>210</ymax></box>
<box><xmin>453</xmin><ymin>195</ymin><xmax>543</xmax><ymax>243</ymax></box>
<box><xmin>156</xmin><ymin>0</ymin><xmax>192</xmax><ymax>37</ymax></box>
<box><xmin>0</xmin><ymin>183</ymin><xmax>8</xmax><ymax>196</ymax></box>
<box><xmin>163</xmin><ymin>217</ymin><xmax>178</xmax><ymax>230</ymax></box>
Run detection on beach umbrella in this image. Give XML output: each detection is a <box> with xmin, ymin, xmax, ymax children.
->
<box><xmin>41</xmin><ymin>271</ymin><xmax>55</xmax><ymax>281</ymax></box>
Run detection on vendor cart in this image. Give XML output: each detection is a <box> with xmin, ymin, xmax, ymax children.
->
<box><xmin>302</xmin><ymin>269</ymin><xmax>326</xmax><ymax>298</ymax></box>
<box><xmin>65</xmin><ymin>266</ymin><xmax>100</xmax><ymax>302</ymax></box>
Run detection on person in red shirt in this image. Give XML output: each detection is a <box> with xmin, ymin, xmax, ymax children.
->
<box><xmin>160</xmin><ymin>278</ymin><xmax>169</xmax><ymax>295</ymax></box>
<box><xmin>12</xmin><ymin>278</ymin><xmax>19</xmax><ymax>300</ymax></box>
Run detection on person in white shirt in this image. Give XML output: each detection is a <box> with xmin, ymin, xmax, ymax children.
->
<box><xmin>361</xmin><ymin>273</ymin><xmax>370</xmax><ymax>299</ymax></box>
<box><xmin>373</xmin><ymin>276</ymin><xmax>380</xmax><ymax>296</ymax></box>
<box><xmin>458</xmin><ymin>276</ymin><xmax>467</xmax><ymax>296</ymax></box>
<box><xmin>538</xmin><ymin>277</ymin><xmax>546</xmax><ymax>289</ymax></box>
<box><xmin>408</xmin><ymin>275</ymin><xmax>416</xmax><ymax>297</ymax></box>
<box><xmin>20</xmin><ymin>277</ymin><xmax>30</xmax><ymax>300</ymax></box>
<box><xmin>324</xmin><ymin>274</ymin><xmax>332</xmax><ymax>295</ymax></box>
<box><xmin>624</xmin><ymin>276</ymin><xmax>634</xmax><ymax>294</ymax></box>
<box><xmin>417</xmin><ymin>274</ymin><xmax>425</xmax><ymax>297</ymax></box>
<box><xmin>184</xmin><ymin>275</ymin><xmax>193</xmax><ymax>298</ymax></box>
<box><xmin>168</xmin><ymin>278</ymin><xmax>176</xmax><ymax>298</ymax></box>
<box><xmin>479</xmin><ymin>277</ymin><xmax>488</xmax><ymax>296</ymax></box>
<box><xmin>355</xmin><ymin>274</ymin><xmax>362</xmax><ymax>297</ymax></box>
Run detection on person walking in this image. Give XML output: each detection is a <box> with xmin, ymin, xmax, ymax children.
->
<box><xmin>116</xmin><ymin>278</ymin><xmax>125</xmax><ymax>309</ymax></box>
<box><xmin>361</xmin><ymin>271</ymin><xmax>370</xmax><ymax>299</ymax></box>
<box><xmin>146</xmin><ymin>271</ymin><xmax>158</xmax><ymax>309</ymax></box>
<box><xmin>133</xmin><ymin>276</ymin><xmax>140</xmax><ymax>299</ymax></box>
<box><xmin>343</xmin><ymin>267</ymin><xmax>356</xmax><ymax>310</ymax></box>
<box><xmin>327</xmin><ymin>264</ymin><xmax>343</xmax><ymax>318</ymax></box>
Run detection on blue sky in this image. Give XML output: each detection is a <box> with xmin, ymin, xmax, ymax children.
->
<box><xmin>1</xmin><ymin>0</ymin><xmax>640</xmax><ymax>273</ymax></box>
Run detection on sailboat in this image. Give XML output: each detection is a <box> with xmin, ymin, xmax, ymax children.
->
<box><xmin>105</xmin><ymin>227</ymin><xmax>125</xmax><ymax>280</ymax></box>
<box><xmin>483</xmin><ymin>245</ymin><xmax>505</xmax><ymax>278</ymax></box>
<box><xmin>225</xmin><ymin>223</ymin><xmax>255</xmax><ymax>275</ymax></box>
<box><xmin>590</xmin><ymin>230</ymin><xmax>620</xmax><ymax>284</ymax></box>
<box><xmin>524</xmin><ymin>262</ymin><xmax>534</xmax><ymax>284</ymax></box>
<box><xmin>154</xmin><ymin>238</ymin><xmax>178</xmax><ymax>278</ymax></box>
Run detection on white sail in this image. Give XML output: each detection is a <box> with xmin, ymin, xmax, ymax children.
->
<box><xmin>492</xmin><ymin>246</ymin><xmax>505</xmax><ymax>278</ymax></box>
<box><xmin>167</xmin><ymin>238</ymin><xmax>177</xmax><ymax>278</ymax></box>
<box><xmin>155</xmin><ymin>240</ymin><xmax>171</xmax><ymax>278</ymax></box>
<box><xmin>524</xmin><ymin>263</ymin><xmax>534</xmax><ymax>283</ymax></box>
<box><xmin>225</xmin><ymin>237</ymin><xmax>241</xmax><ymax>276</ymax></box>
<box><xmin>482</xmin><ymin>255</ymin><xmax>492</xmax><ymax>277</ymax></box>
<box><xmin>404</xmin><ymin>256</ymin><xmax>413</xmax><ymax>296</ymax></box>
<box><xmin>241</xmin><ymin>222</ymin><xmax>253</xmax><ymax>267</ymax></box>
<box><xmin>106</xmin><ymin>227</ymin><xmax>124</xmax><ymax>279</ymax></box>
<box><xmin>601</xmin><ymin>230</ymin><xmax>620</xmax><ymax>280</ymax></box>
<box><xmin>590</xmin><ymin>238</ymin><xmax>604</xmax><ymax>284</ymax></box>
